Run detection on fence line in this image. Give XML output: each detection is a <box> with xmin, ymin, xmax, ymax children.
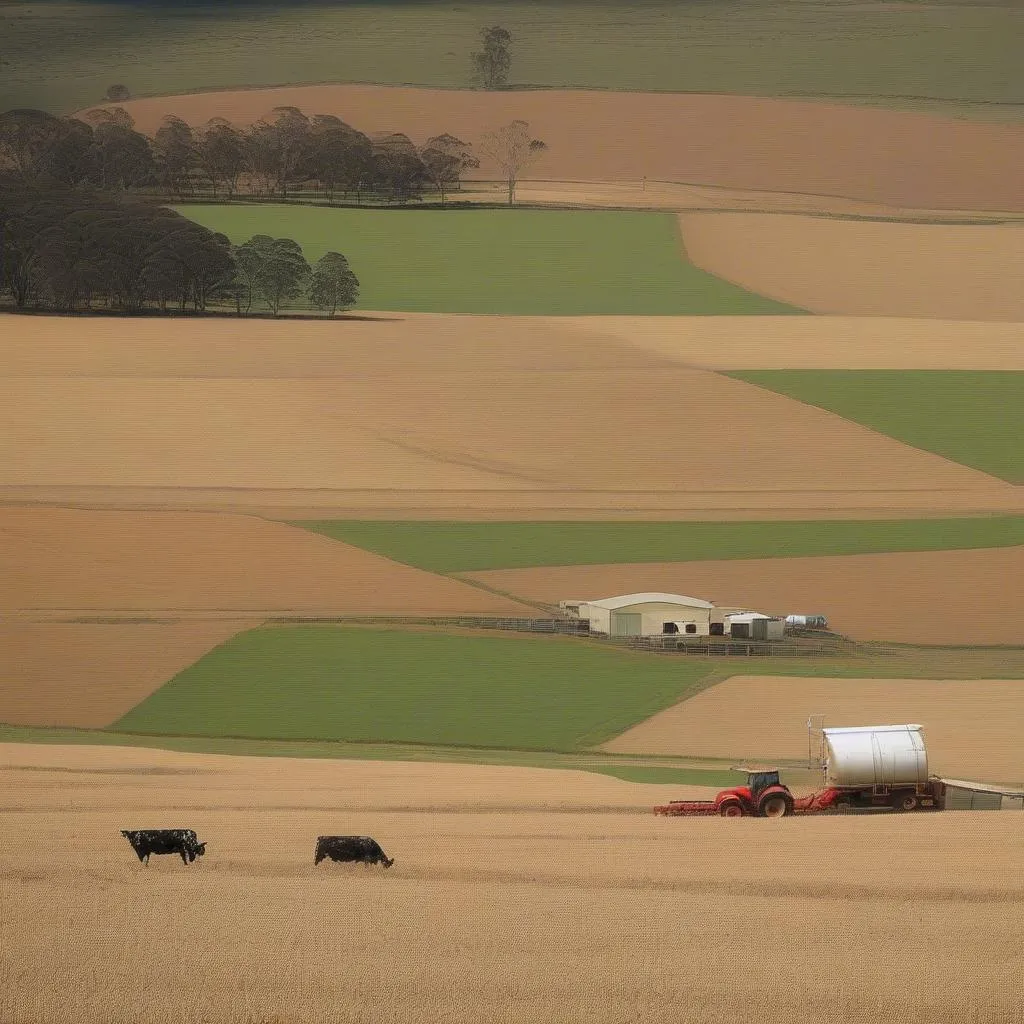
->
<box><xmin>265</xmin><ymin>614</ymin><xmax>849</xmax><ymax>655</ymax></box>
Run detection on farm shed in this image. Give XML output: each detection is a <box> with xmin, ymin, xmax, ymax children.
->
<box><xmin>940</xmin><ymin>779</ymin><xmax>1024</xmax><ymax>811</ymax></box>
<box><xmin>726</xmin><ymin>612</ymin><xmax>785</xmax><ymax>641</ymax></box>
<box><xmin>579</xmin><ymin>593</ymin><xmax>715</xmax><ymax>637</ymax></box>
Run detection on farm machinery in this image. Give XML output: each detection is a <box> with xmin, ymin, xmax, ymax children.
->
<box><xmin>653</xmin><ymin>769</ymin><xmax>843</xmax><ymax>818</ymax></box>
<box><xmin>654</xmin><ymin>724</ymin><xmax>956</xmax><ymax>819</ymax></box>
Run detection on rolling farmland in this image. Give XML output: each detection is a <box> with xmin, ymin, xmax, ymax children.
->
<box><xmin>2</xmin><ymin>5</ymin><xmax>1022</xmax><ymax>1021</ymax></box>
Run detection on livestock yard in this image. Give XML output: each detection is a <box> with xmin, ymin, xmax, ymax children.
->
<box><xmin>2</xmin><ymin>1</ymin><xmax>1023</xmax><ymax>1021</ymax></box>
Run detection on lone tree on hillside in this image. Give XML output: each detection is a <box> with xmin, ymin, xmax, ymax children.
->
<box><xmin>105</xmin><ymin>84</ymin><xmax>131</xmax><ymax>102</ymax></box>
<box><xmin>309</xmin><ymin>251</ymin><xmax>359</xmax><ymax>316</ymax></box>
<box><xmin>478</xmin><ymin>120</ymin><xmax>547</xmax><ymax>206</ymax></box>
<box><xmin>472</xmin><ymin>26</ymin><xmax>512</xmax><ymax>90</ymax></box>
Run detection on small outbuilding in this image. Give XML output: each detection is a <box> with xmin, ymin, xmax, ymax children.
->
<box><xmin>578</xmin><ymin>593</ymin><xmax>715</xmax><ymax>637</ymax></box>
<box><xmin>726</xmin><ymin>612</ymin><xmax>785</xmax><ymax>641</ymax></box>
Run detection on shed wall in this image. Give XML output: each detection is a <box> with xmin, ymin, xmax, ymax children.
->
<box><xmin>582</xmin><ymin>601</ymin><xmax>712</xmax><ymax>636</ymax></box>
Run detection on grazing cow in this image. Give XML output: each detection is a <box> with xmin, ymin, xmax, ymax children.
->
<box><xmin>314</xmin><ymin>835</ymin><xmax>394</xmax><ymax>868</ymax></box>
<box><xmin>120</xmin><ymin>829</ymin><xmax>207</xmax><ymax>866</ymax></box>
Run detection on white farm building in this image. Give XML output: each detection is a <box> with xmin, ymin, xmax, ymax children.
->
<box><xmin>575</xmin><ymin>593</ymin><xmax>716</xmax><ymax>637</ymax></box>
<box><xmin>562</xmin><ymin>593</ymin><xmax>790</xmax><ymax>640</ymax></box>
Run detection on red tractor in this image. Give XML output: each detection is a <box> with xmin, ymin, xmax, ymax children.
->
<box><xmin>654</xmin><ymin>769</ymin><xmax>841</xmax><ymax>818</ymax></box>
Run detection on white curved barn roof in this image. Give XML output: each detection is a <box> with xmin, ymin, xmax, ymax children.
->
<box><xmin>585</xmin><ymin>592</ymin><xmax>715</xmax><ymax>610</ymax></box>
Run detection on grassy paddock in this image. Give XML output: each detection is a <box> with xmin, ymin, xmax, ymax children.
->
<box><xmin>296</xmin><ymin>517</ymin><xmax>1024</xmax><ymax>572</ymax></box>
<box><xmin>112</xmin><ymin>627</ymin><xmax>716</xmax><ymax>750</ymax></box>
<box><xmin>732</xmin><ymin>371</ymin><xmax>1024</xmax><ymax>484</ymax></box>
<box><xmin>175</xmin><ymin>205</ymin><xmax>798</xmax><ymax>315</ymax></box>
<box><xmin>2</xmin><ymin>1</ymin><xmax>1021</xmax><ymax>117</ymax></box>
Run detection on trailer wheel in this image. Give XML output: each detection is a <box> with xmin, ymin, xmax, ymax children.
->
<box><xmin>758</xmin><ymin>791</ymin><xmax>794</xmax><ymax>818</ymax></box>
<box><xmin>891</xmin><ymin>792</ymin><xmax>919</xmax><ymax>813</ymax></box>
<box><xmin>718</xmin><ymin>800</ymin><xmax>744</xmax><ymax>818</ymax></box>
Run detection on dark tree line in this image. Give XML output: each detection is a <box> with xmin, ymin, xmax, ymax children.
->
<box><xmin>0</xmin><ymin>105</ymin><xmax>480</xmax><ymax>206</ymax></box>
<box><xmin>0</xmin><ymin>186</ymin><xmax>359</xmax><ymax>316</ymax></box>
<box><xmin>0</xmin><ymin>186</ymin><xmax>235</xmax><ymax>312</ymax></box>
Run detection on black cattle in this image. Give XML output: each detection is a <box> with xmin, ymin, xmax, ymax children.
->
<box><xmin>314</xmin><ymin>835</ymin><xmax>394</xmax><ymax>868</ymax></box>
<box><xmin>121</xmin><ymin>829</ymin><xmax>207</xmax><ymax>865</ymax></box>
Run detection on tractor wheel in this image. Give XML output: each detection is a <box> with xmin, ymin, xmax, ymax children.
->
<box><xmin>891</xmin><ymin>792</ymin><xmax>919</xmax><ymax>813</ymax></box>
<box><xmin>718</xmin><ymin>800</ymin><xmax>744</xmax><ymax>818</ymax></box>
<box><xmin>758</xmin><ymin>791</ymin><xmax>794</xmax><ymax>818</ymax></box>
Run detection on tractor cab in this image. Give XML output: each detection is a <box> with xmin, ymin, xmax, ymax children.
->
<box><xmin>746</xmin><ymin>770</ymin><xmax>782</xmax><ymax>796</ymax></box>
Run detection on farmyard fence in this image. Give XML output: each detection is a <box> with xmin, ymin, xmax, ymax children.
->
<box><xmin>265</xmin><ymin>614</ymin><xmax>850</xmax><ymax>656</ymax></box>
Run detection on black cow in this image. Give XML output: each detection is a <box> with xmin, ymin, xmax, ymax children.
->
<box><xmin>121</xmin><ymin>829</ymin><xmax>207</xmax><ymax>865</ymax></box>
<box><xmin>314</xmin><ymin>835</ymin><xmax>394</xmax><ymax>868</ymax></box>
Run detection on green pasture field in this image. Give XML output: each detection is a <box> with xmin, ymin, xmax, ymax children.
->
<box><xmin>731</xmin><ymin>371</ymin><xmax>1024</xmax><ymax>485</ymax></box>
<box><xmin>2</xmin><ymin>1</ymin><xmax>1021</xmax><ymax>118</ymax></box>
<box><xmin>296</xmin><ymin>516</ymin><xmax>1024</xmax><ymax>573</ymax></box>
<box><xmin>175</xmin><ymin>205</ymin><xmax>798</xmax><ymax>315</ymax></box>
<box><xmin>112</xmin><ymin>627</ymin><xmax>716</xmax><ymax>751</ymax></box>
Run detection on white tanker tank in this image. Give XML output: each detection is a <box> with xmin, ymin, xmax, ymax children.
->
<box><xmin>822</xmin><ymin>724</ymin><xmax>929</xmax><ymax>788</ymax></box>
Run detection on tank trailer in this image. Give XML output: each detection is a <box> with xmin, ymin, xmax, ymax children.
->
<box><xmin>654</xmin><ymin>724</ymin><xmax>953</xmax><ymax>818</ymax></box>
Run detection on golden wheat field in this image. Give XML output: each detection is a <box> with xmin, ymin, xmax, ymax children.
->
<box><xmin>0</xmin><ymin>744</ymin><xmax>1022</xmax><ymax>1024</ymax></box>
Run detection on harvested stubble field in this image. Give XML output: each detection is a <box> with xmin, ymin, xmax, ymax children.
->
<box><xmin>466</xmin><ymin>545</ymin><xmax>1024</xmax><ymax>645</ymax></box>
<box><xmin>732</xmin><ymin>370</ymin><xmax>1024</xmax><ymax>485</ymax></box>
<box><xmin>0</xmin><ymin>506</ymin><xmax>531</xmax><ymax>619</ymax></box>
<box><xmin>2</xmin><ymin>359</ymin><xmax>1012</xmax><ymax>510</ymax></box>
<box><xmin>604</xmin><ymin>675</ymin><xmax>1024</xmax><ymax>786</ymax></box>
<box><xmin>6</xmin><ymin>313</ymin><xmax>1023</xmax><ymax>377</ymax></box>
<box><xmin>1</xmin><ymin>744</ymin><xmax>1021</xmax><ymax>1024</ymax></box>
<box><xmin>0</xmin><ymin>622</ymin><xmax>257</xmax><ymax>729</ymax></box>
<box><xmin>678</xmin><ymin>213</ymin><xmax>1024</xmax><ymax>321</ymax></box>
<box><xmin>103</xmin><ymin>86</ymin><xmax>1024</xmax><ymax>211</ymax></box>
<box><xmin>3</xmin><ymin>312</ymin><xmax>1022</xmax><ymax>519</ymax></box>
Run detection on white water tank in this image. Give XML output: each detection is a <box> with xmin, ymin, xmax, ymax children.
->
<box><xmin>822</xmin><ymin>724</ymin><xmax>929</xmax><ymax>788</ymax></box>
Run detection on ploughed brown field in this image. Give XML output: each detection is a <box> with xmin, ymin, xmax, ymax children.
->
<box><xmin>678</xmin><ymin>214</ymin><xmax>1024</xmax><ymax>321</ymax></box>
<box><xmin>0</xmin><ymin>506</ymin><xmax>532</xmax><ymax>618</ymax></box>
<box><xmin>0</xmin><ymin>621</ymin><xmax>257</xmax><ymax>727</ymax></box>
<box><xmin>6</xmin><ymin>312</ymin><xmax>1023</xmax><ymax>375</ymax></box>
<box><xmin>465</xmin><ymin>546</ymin><xmax>1024</xmax><ymax>646</ymax></box>
<box><xmin>1</xmin><ymin>744</ymin><xmax>1021</xmax><ymax>1024</ymax></box>
<box><xmin>0</xmin><ymin>505</ymin><xmax>539</xmax><ymax>726</ymax></box>
<box><xmin>3</xmin><ymin>314</ymin><xmax>1020</xmax><ymax>520</ymax></box>
<box><xmin>603</xmin><ymin>675</ymin><xmax>1024</xmax><ymax>786</ymax></box>
<box><xmin>98</xmin><ymin>85</ymin><xmax>1024</xmax><ymax>211</ymax></box>
<box><xmin>570</xmin><ymin>316</ymin><xmax>1024</xmax><ymax>371</ymax></box>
